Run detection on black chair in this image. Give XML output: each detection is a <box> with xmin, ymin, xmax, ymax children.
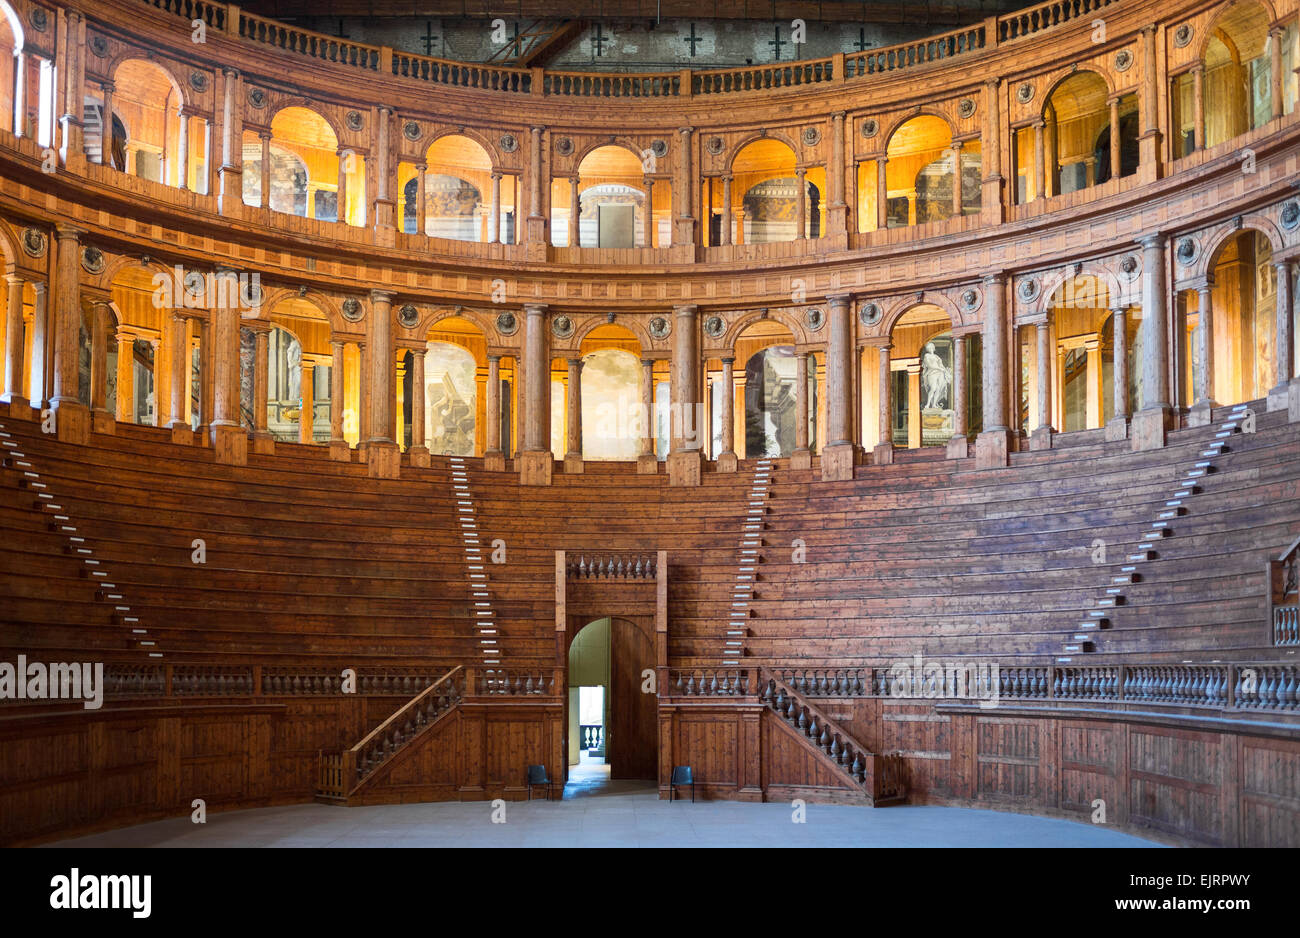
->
<box><xmin>526</xmin><ymin>764</ymin><xmax>554</xmax><ymax>801</ymax></box>
<box><xmin>670</xmin><ymin>765</ymin><xmax>694</xmax><ymax>802</ymax></box>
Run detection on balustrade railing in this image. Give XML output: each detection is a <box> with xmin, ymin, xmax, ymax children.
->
<box><xmin>565</xmin><ymin>554</ymin><xmax>658</xmax><ymax>579</ymax></box>
<box><xmin>347</xmin><ymin>667</ymin><xmax>463</xmax><ymax>787</ymax></box>
<box><xmin>668</xmin><ymin>669</ymin><xmax>753</xmax><ymax>697</ymax></box>
<box><xmin>579</xmin><ymin>724</ymin><xmax>605</xmax><ymax>752</ymax></box>
<box><xmin>692</xmin><ymin>58</ymin><xmax>836</xmax><ymax>95</ymax></box>
<box><xmin>170</xmin><ymin>665</ymin><xmax>254</xmax><ymax>696</ymax></box>
<box><xmin>139</xmin><ymin>0</ymin><xmax>225</xmax><ymax>28</ymax></box>
<box><xmin>844</xmin><ymin>24</ymin><xmax>984</xmax><ymax>77</ymax></box>
<box><xmin>391</xmin><ymin>52</ymin><xmax>530</xmax><ymax>92</ymax></box>
<box><xmin>1277</xmin><ymin>607</ymin><xmax>1299</xmax><ymax>646</ymax></box>
<box><xmin>997</xmin><ymin>0</ymin><xmax>1116</xmax><ymax>42</ymax></box>
<box><xmin>238</xmin><ymin>12</ymin><xmax>380</xmax><ymax>71</ymax></box>
<box><xmin>544</xmin><ymin>71</ymin><xmax>681</xmax><ymax>97</ymax></box>
<box><xmin>475</xmin><ymin>670</ymin><xmax>557</xmax><ymax>696</ymax></box>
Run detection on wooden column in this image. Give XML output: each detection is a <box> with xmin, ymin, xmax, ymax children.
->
<box><xmin>643</xmin><ymin>177</ymin><xmax>655</xmax><ymax>248</ymax></box>
<box><xmin>673</xmin><ymin>126</ymin><xmax>696</xmax><ymax>250</ymax></box>
<box><xmin>114</xmin><ymin>328</ymin><xmax>134</xmax><ymax>423</ymax></box>
<box><xmin>410</xmin><ymin>164</ymin><xmax>426</xmax><ymax>235</ymax></box>
<box><xmin>876</xmin><ymin>158</ymin><xmax>889</xmax><ymax>229</ymax></box>
<box><xmin>408</xmin><ymin>349</ymin><xmax>429</xmax><ymax>464</ymax></box>
<box><xmin>365</xmin><ymin>291</ymin><xmax>399</xmax><ymax>476</ymax></box>
<box><xmin>1270</xmin><ymin>27</ymin><xmax>1284</xmax><ymax>121</ymax></box>
<box><xmin>58</xmin><ymin>9</ymin><xmax>85</xmax><ymax>164</ymax></box>
<box><xmin>827</xmin><ymin>110</ymin><xmax>847</xmax><ymax>241</ymax></box>
<box><xmin>372</xmin><ymin>106</ymin><xmax>393</xmax><ymax>231</ymax></box>
<box><xmin>176</xmin><ymin>109</ymin><xmax>189</xmax><ymax>190</ymax></box>
<box><xmin>165</xmin><ymin>312</ymin><xmax>188</xmax><ymax>430</ymax></box>
<box><xmin>1</xmin><ymin>274</ymin><xmax>23</xmax><ymax>404</ymax></box>
<box><xmin>1031</xmin><ymin>319</ymin><xmax>1053</xmax><ymax>448</ymax></box>
<box><xmin>525</xmin><ymin>125</ymin><xmax>546</xmax><ymax>249</ymax></box>
<box><xmin>947</xmin><ymin>333</ymin><xmax>968</xmax><ymax>458</ymax></box>
<box><xmin>259</xmin><ymin>132</ymin><xmax>271</xmax><ymax>208</ymax></box>
<box><xmin>638</xmin><ymin>357</ymin><xmax>658</xmax><ymax>473</ymax></box>
<box><xmin>1108</xmin><ymin>96</ymin><xmax>1122</xmax><ymax>180</ymax></box>
<box><xmin>906</xmin><ymin>362</ymin><xmax>922</xmax><ymax>448</ymax></box>
<box><xmin>197</xmin><ymin>316</ymin><xmax>214</xmax><ymax>439</ymax></box>
<box><xmin>329</xmin><ymin>339</ymin><xmax>348</xmax><ymax>460</ymax></box>
<box><xmin>147</xmin><ymin>337</ymin><xmax>161</xmax><ymax>425</ymax></box>
<box><xmin>251</xmin><ymin>326</ymin><xmax>272</xmax><ymax>451</ymax></box>
<box><xmin>568</xmin><ymin>176</ymin><xmax>580</xmax><ymax>248</ymax></box>
<box><xmin>97</xmin><ymin>81</ymin><xmax>113</xmax><ymax>165</ymax></box>
<box><xmin>357</xmin><ymin>340</ymin><xmax>370</xmax><ymax>444</ymax></box>
<box><xmin>1109</xmin><ymin>306</ymin><xmax>1131</xmax><ymax>435</ymax></box>
<box><xmin>336</xmin><ymin>150</ymin><xmax>349</xmax><ymax>224</ymax></box>
<box><xmin>216</xmin><ymin>68</ymin><xmax>242</xmax><ymax>216</ymax></box>
<box><xmin>1192</xmin><ymin>65</ymin><xmax>1205</xmax><ymax>152</ymax></box>
<box><xmin>1085</xmin><ymin>336</ymin><xmax>1103</xmax><ymax>429</ymax></box>
<box><xmin>822</xmin><ymin>293</ymin><xmax>854</xmax><ymax>480</ymax></box>
<box><xmin>795</xmin><ymin>167</ymin><xmax>807</xmax><ymax>240</ymax></box>
<box><xmin>877</xmin><ymin>344</ymin><xmax>892</xmax><ymax>456</ymax></box>
<box><xmin>667</xmin><ymin>304</ymin><xmax>701</xmax><ymax>485</ymax></box>
<box><xmin>1270</xmin><ymin>260</ymin><xmax>1294</xmax><ymax>410</ymax></box>
<box><xmin>1139</xmin><ymin>25</ymin><xmax>1162</xmax><ymax>181</ymax></box>
<box><xmin>1132</xmin><ymin>233</ymin><xmax>1171</xmax><ymax>450</ymax></box>
<box><xmin>520</xmin><ymin>303</ymin><xmax>552</xmax><ymax>485</ymax></box>
<box><xmin>483</xmin><ymin>354</ymin><xmax>504</xmax><ymax>470</ymax></box>
<box><xmin>1032</xmin><ymin>119</ymin><xmax>1046</xmax><ymax>201</ymax></box>
<box><xmin>28</xmin><ymin>282</ymin><xmax>47</xmax><ymax>407</ymax></box>
<box><xmin>975</xmin><ymin>273</ymin><xmax>1011</xmax><ymax>468</ymax></box>
<box><xmin>564</xmin><ymin>357</ymin><xmax>583</xmax><ymax>472</ymax></box>
<box><xmin>298</xmin><ymin>359</ymin><xmax>316</xmax><ymax>443</ymax></box>
<box><xmin>950</xmin><ymin>141</ymin><xmax>964</xmax><ymax>216</ymax></box>
<box><xmin>1192</xmin><ymin>282</ymin><xmax>1216</xmax><ymax>417</ymax></box>
<box><xmin>50</xmin><ymin>226</ymin><xmax>87</xmax><ymax>441</ymax></box>
<box><xmin>791</xmin><ymin>350</ymin><xmax>811</xmax><ymax>469</ymax></box>
<box><xmin>208</xmin><ymin>278</ymin><xmax>246</xmax><ymax>465</ymax></box>
<box><xmin>718</xmin><ymin>176</ymin><xmax>731</xmax><ymax>247</ymax></box>
<box><xmin>714</xmin><ymin>356</ymin><xmax>736</xmax><ymax>472</ymax></box>
<box><xmin>487</xmin><ymin>172</ymin><xmax>501</xmax><ymax>244</ymax></box>
<box><xmin>982</xmin><ymin>77</ymin><xmax>1004</xmax><ymax>224</ymax></box>
<box><xmin>87</xmin><ymin>300</ymin><xmax>111</xmax><ymax>431</ymax></box>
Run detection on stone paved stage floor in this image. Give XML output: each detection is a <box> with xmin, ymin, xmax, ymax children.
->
<box><xmin>53</xmin><ymin>765</ymin><xmax>1161</xmax><ymax>848</ymax></box>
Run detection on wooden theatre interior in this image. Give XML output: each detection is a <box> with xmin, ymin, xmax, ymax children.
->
<box><xmin>0</xmin><ymin>0</ymin><xmax>1299</xmax><ymax>847</ymax></box>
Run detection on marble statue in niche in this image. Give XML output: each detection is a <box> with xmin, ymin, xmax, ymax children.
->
<box><xmin>921</xmin><ymin>342</ymin><xmax>951</xmax><ymax>410</ymax></box>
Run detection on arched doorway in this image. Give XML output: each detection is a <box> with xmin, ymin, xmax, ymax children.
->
<box><xmin>567</xmin><ymin>616</ymin><xmax>656</xmax><ymax>781</ymax></box>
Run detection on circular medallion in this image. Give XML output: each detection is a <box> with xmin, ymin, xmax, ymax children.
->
<box><xmin>958</xmin><ymin>97</ymin><xmax>976</xmax><ymax>119</ymax></box>
<box><xmin>1119</xmin><ymin>254</ymin><xmax>1140</xmax><ymax>275</ymax></box>
<box><xmin>551</xmin><ymin>315</ymin><xmax>574</xmax><ymax>339</ymax></box>
<box><xmin>183</xmin><ymin>270</ymin><xmax>206</xmax><ymax>297</ymax></box>
<box><xmin>89</xmin><ymin>35</ymin><xmax>108</xmax><ymax>57</ymax></box>
<box><xmin>802</xmin><ymin>126</ymin><xmax>822</xmax><ymax>147</ymax></box>
<box><xmin>398</xmin><ymin>304</ymin><xmax>419</xmax><ymax>328</ymax></box>
<box><xmin>554</xmin><ymin>137</ymin><xmax>573</xmax><ymax>156</ymax></box>
<box><xmin>341</xmin><ymin>297</ymin><xmax>363</xmax><ymax>322</ymax></box>
<box><xmin>648</xmin><ymin>317</ymin><xmax>670</xmax><ymax>340</ymax></box>
<box><xmin>81</xmin><ymin>246</ymin><xmax>104</xmax><ymax>274</ymax></box>
<box><xmin>1174</xmin><ymin>24</ymin><xmax>1194</xmax><ymax>49</ymax></box>
<box><xmin>346</xmin><ymin>110</ymin><xmax>364</xmax><ymax>132</ymax></box>
<box><xmin>21</xmin><ymin>228</ymin><xmax>47</xmax><ymax>258</ymax></box>
<box><xmin>860</xmin><ymin>119</ymin><xmax>879</xmax><ymax>139</ymax></box>
<box><xmin>1017</xmin><ymin>279</ymin><xmax>1040</xmax><ymax>303</ymax></box>
<box><xmin>650</xmin><ymin>139</ymin><xmax>668</xmax><ymax>158</ymax></box>
<box><xmin>28</xmin><ymin>7</ymin><xmax>48</xmax><ymax>32</ymax></box>
<box><xmin>704</xmin><ymin>315</ymin><xmax>725</xmax><ymax>339</ymax></box>
<box><xmin>241</xmin><ymin>280</ymin><xmax>263</xmax><ymax>308</ymax></box>
<box><xmin>859</xmin><ymin>302</ymin><xmax>881</xmax><ymax>326</ymax></box>
<box><xmin>495</xmin><ymin>311</ymin><xmax>518</xmax><ymax>336</ymax></box>
<box><xmin>705</xmin><ymin>136</ymin><xmax>725</xmax><ymax>156</ymax></box>
<box><xmin>1176</xmin><ymin>237</ymin><xmax>1199</xmax><ymax>266</ymax></box>
<box><xmin>805</xmin><ymin>307</ymin><xmax>825</xmax><ymax>332</ymax></box>
<box><xmin>189</xmin><ymin>71</ymin><xmax>209</xmax><ymax>93</ymax></box>
<box><xmin>961</xmin><ymin>289</ymin><xmax>980</xmax><ymax>311</ymax></box>
<box><xmin>1016</xmin><ymin>82</ymin><xmax>1035</xmax><ymax>104</ymax></box>
<box><xmin>1114</xmin><ymin>49</ymin><xmax>1133</xmax><ymax>73</ymax></box>
<box><xmin>499</xmin><ymin>134</ymin><xmax>519</xmax><ymax>153</ymax></box>
<box><xmin>1280</xmin><ymin>201</ymin><xmax>1300</xmax><ymax>232</ymax></box>
<box><xmin>247</xmin><ymin>87</ymin><xmax>267</xmax><ymax>109</ymax></box>
<box><xmin>403</xmin><ymin>120</ymin><xmax>421</xmax><ymax>141</ymax></box>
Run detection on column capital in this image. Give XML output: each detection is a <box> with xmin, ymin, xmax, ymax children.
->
<box><xmin>523</xmin><ymin>302</ymin><xmax>548</xmax><ymax>316</ymax></box>
<box><xmin>530</xmin><ymin>125</ymin><xmax>546</xmax><ymax>135</ymax></box>
<box><xmin>491</xmin><ymin>170</ymin><xmax>503</xmax><ymax>180</ymax></box>
<box><xmin>54</xmin><ymin>224</ymin><xmax>84</xmax><ymax>241</ymax></box>
<box><xmin>830</xmin><ymin>110</ymin><xmax>846</xmax><ymax>122</ymax></box>
<box><xmin>567</xmin><ymin>356</ymin><xmax>584</xmax><ymax>367</ymax></box>
<box><xmin>415</xmin><ymin>162</ymin><xmax>427</xmax><ymax>172</ymax></box>
<box><xmin>981</xmin><ymin>273</ymin><xmax>1003</xmax><ymax>286</ymax></box>
<box><xmin>222</xmin><ymin>66</ymin><xmax>240</xmax><ymax>79</ymax></box>
<box><xmin>378</xmin><ymin>105</ymin><xmax>394</xmax><ymax>117</ymax></box>
<box><xmin>677</xmin><ymin>126</ymin><xmax>694</xmax><ymax>137</ymax></box>
<box><xmin>826</xmin><ymin>292</ymin><xmax>852</xmax><ymax>307</ymax></box>
<box><xmin>720</xmin><ymin>356</ymin><xmax>735</xmax><ymax>366</ymax></box>
<box><xmin>673</xmin><ymin>303</ymin><xmax>698</xmax><ymax>317</ymax></box>
<box><xmin>369</xmin><ymin>289</ymin><xmax>394</xmax><ymax>303</ymax></box>
<box><xmin>1136</xmin><ymin>231</ymin><xmax>1164</xmax><ymax>249</ymax></box>
<box><xmin>258</xmin><ymin>129</ymin><xmax>272</xmax><ymax>141</ymax></box>
<box><xmin>4</xmin><ymin>272</ymin><xmax>24</xmax><ymax>287</ymax></box>
<box><xmin>487</xmin><ymin>353</ymin><xmax>502</xmax><ymax>363</ymax></box>
<box><xmin>100</xmin><ymin>79</ymin><xmax>116</xmax><ymax>92</ymax></box>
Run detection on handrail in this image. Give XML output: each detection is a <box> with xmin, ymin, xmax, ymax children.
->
<box><xmin>996</xmin><ymin>0</ymin><xmax>1117</xmax><ymax>42</ymax></box>
<box><xmin>349</xmin><ymin>665</ymin><xmax>462</xmax><ymax>756</ymax></box>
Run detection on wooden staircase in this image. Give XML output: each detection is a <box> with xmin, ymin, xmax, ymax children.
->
<box><xmin>758</xmin><ymin>667</ymin><xmax>905</xmax><ymax>806</ymax></box>
<box><xmin>316</xmin><ymin>665</ymin><xmax>463</xmax><ymax>804</ymax></box>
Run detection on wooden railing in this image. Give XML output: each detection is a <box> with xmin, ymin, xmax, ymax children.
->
<box><xmin>692</xmin><ymin>59</ymin><xmax>836</xmax><ymax>95</ymax></box>
<box><xmin>667</xmin><ymin>668</ymin><xmax>754</xmax><ymax>697</ymax></box>
<box><xmin>545</xmin><ymin>70</ymin><xmax>681</xmax><ymax>97</ymax></box>
<box><xmin>138</xmin><ymin>0</ymin><xmax>226</xmax><ymax>29</ymax></box>
<box><xmin>474</xmin><ymin>669</ymin><xmax>559</xmax><ymax>696</ymax></box>
<box><xmin>97</xmin><ymin>663</ymin><xmax>458</xmax><ymax>699</ymax></box>
<box><xmin>843</xmin><ymin>23</ymin><xmax>984</xmax><ymax>77</ymax></box>
<box><xmin>1270</xmin><ymin>536</ymin><xmax>1299</xmax><ymax>647</ymax></box>
<box><xmin>565</xmin><ymin>554</ymin><xmax>658</xmax><ymax>579</ymax></box>
<box><xmin>238</xmin><ymin>11</ymin><xmax>380</xmax><ymax>71</ymax></box>
<box><xmin>391</xmin><ymin>51</ymin><xmax>531</xmax><ymax>92</ymax></box>
<box><xmin>996</xmin><ymin>0</ymin><xmax>1117</xmax><ymax>42</ymax></box>
<box><xmin>345</xmin><ymin>666</ymin><xmax>463</xmax><ymax>789</ymax></box>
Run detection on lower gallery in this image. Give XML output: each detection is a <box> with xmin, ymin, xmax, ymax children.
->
<box><xmin>0</xmin><ymin>0</ymin><xmax>1299</xmax><ymax>873</ymax></box>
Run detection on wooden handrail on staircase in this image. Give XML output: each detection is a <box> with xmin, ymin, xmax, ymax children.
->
<box><xmin>759</xmin><ymin>668</ymin><xmax>905</xmax><ymax>805</ymax></box>
<box><xmin>318</xmin><ymin>665</ymin><xmax>463</xmax><ymax>799</ymax></box>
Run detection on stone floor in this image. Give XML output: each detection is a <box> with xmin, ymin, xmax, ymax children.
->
<box><xmin>52</xmin><ymin>764</ymin><xmax>1161</xmax><ymax>848</ymax></box>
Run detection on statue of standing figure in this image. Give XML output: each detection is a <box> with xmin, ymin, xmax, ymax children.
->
<box><xmin>921</xmin><ymin>341</ymin><xmax>952</xmax><ymax>411</ymax></box>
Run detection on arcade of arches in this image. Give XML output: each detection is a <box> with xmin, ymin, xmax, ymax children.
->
<box><xmin>1</xmin><ymin>0</ymin><xmax>1300</xmax><ymax>850</ymax></box>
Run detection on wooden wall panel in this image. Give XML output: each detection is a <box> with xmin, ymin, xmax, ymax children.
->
<box><xmin>1128</xmin><ymin>728</ymin><xmax>1224</xmax><ymax>844</ymax></box>
<box><xmin>975</xmin><ymin>717</ymin><xmax>1042</xmax><ymax>804</ymax></box>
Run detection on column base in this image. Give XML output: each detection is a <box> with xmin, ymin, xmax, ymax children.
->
<box><xmin>1104</xmin><ymin>416</ymin><xmax>1129</xmax><ymax>442</ymax></box>
<box><xmin>821</xmin><ymin>442</ymin><xmax>855</xmax><ymax>481</ymax></box>
<box><xmin>637</xmin><ymin>453</ymin><xmax>660</xmax><ymax>474</ymax></box>
<box><xmin>1130</xmin><ymin>406</ymin><xmax>1171</xmax><ymax>452</ymax></box>
<box><xmin>714</xmin><ymin>452</ymin><xmax>736</xmax><ymax>473</ymax></box>
<box><xmin>91</xmin><ymin>410</ymin><xmax>115</xmax><ymax>435</ymax></box>
<box><xmin>252</xmin><ymin>432</ymin><xmax>277</xmax><ymax>455</ymax></box>
<box><xmin>871</xmin><ymin>442</ymin><xmax>894</xmax><ymax>466</ymax></box>
<box><xmin>1267</xmin><ymin>383</ymin><xmax>1291</xmax><ymax>413</ymax></box>
<box><xmin>52</xmin><ymin>401</ymin><xmax>89</xmax><ymax>445</ymax></box>
<box><xmin>945</xmin><ymin>434</ymin><xmax>969</xmax><ymax>459</ymax></box>
<box><xmin>974</xmin><ymin>429</ymin><xmax>1012</xmax><ymax>469</ymax></box>
<box><xmin>0</xmin><ymin>396</ymin><xmax>32</xmax><ymax>421</ymax></box>
<box><xmin>1186</xmin><ymin>401</ymin><xmax>1218</xmax><ymax>427</ymax></box>
<box><xmin>408</xmin><ymin>445</ymin><xmax>431</xmax><ymax>468</ymax></box>
<box><xmin>169</xmin><ymin>425</ymin><xmax>196</xmax><ymax>446</ymax></box>
<box><xmin>328</xmin><ymin>441</ymin><xmax>352</xmax><ymax>462</ymax></box>
<box><xmin>563</xmin><ymin>453</ymin><xmax>584</xmax><ymax>474</ymax></box>
<box><xmin>519</xmin><ymin>450</ymin><xmax>553</xmax><ymax>486</ymax></box>
<box><xmin>1028</xmin><ymin>427</ymin><xmax>1054</xmax><ymax>451</ymax></box>
<box><xmin>790</xmin><ymin>448</ymin><xmax>812</xmax><ymax>471</ymax></box>
<box><xmin>366</xmin><ymin>440</ymin><xmax>401</xmax><ymax>479</ymax></box>
<box><xmin>210</xmin><ymin>424</ymin><xmax>248</xmax><ymax>466</ymax></box>
<box><xmin>667</xmin><ymin>449</ymin><xmax>701</xmax><ymax>486</ymax></box>
<box><xmin>484</xmin><ymin>451</ymin><xmax>507</xmax><ymax>472</ymax></box>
